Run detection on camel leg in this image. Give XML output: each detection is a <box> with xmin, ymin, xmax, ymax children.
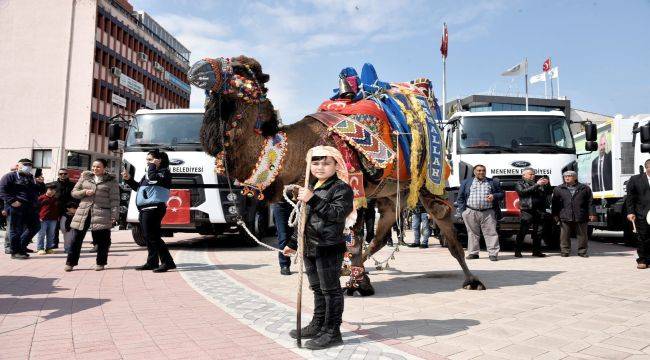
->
<box><xmin>419</xmin><ymin>192</ymin><xmax>486</xmax><ymax>290</ymax></box>
<box><xmin>362</xmin><ymin>197</ymin><xmax>398</xmax><ymax>262</ymax></box>
<box><xmin>344</xmin><ymin>209</ymin><xmax>375</xmax><ymax>296</ymax></box>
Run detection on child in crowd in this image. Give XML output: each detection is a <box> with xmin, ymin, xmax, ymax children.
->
<box><xmin>60</xmin><ymin>201</ymin><xmax>78</xmax><ymax>254</ymax></box>
<box><xmin>283</xmin><ymin>146</ymin><xmax>355</xmax><ymax>350</ymax></box>
<box><xmin>37</xmin><ymin>183</ymin><xmax>59</xmax><ymax>254</ymax></box>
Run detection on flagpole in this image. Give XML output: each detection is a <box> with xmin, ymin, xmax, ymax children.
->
<box><xmin>551</xmin><ymin>68</ymin><xmax>560</xmax><ymax>99</ymax></box>
<box><xmin>441</xmin><ymin>23</ymin><xmax>447</xmax><ymax>121</ymax></box>
<box><xmin>524</xmin><ymin>58</ymin><xmax>529</xmax><ymax>111</ymax></box>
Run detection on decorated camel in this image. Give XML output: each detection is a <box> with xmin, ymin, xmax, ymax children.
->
<box><xmin>187</xmin><ymin>55</ymin><xmax>486</xmax><ymax>295</ymax></box>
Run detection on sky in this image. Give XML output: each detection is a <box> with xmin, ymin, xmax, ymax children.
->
<box><xmin>131</xmin><ymin>0</ymin><xmax>650</xmax><ymax>123</ymax></box>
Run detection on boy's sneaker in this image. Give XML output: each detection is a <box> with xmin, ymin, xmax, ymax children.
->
<box><xmin>95</xmin><ymin>265</ymin><xmax>105</xmax><ymax>271</ymax></box>
<box><xmin>64</xmin><ymin>265</ymin><xmax>73</xmax><ymax>272</ymax></box>
<box><xmin>304</xmin><ymin>328</ymin><xmax>343</xmax><ymax>350</ymax></box>
<box><xmin>45</xmin><ymin>249</ymin><xmax>54</xmax><ymax>254</ymax></box>
<box><xmin>37</xmin><ymin>250</ymin><xmax>47</xmax><ymax>255</ymax></box>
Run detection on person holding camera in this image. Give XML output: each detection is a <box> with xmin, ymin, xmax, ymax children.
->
<box><xmin>515</xmin><ymin>168</ymin><xmax>551</xmax><ymax>258</ymax></box>
<box><xmin>122</xmin><ymin>150</ymin><xmax>176</xmax><ymax>273</ymax></box>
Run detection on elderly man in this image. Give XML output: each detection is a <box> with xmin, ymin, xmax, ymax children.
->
<box><xmin>0</xmin><ymin>159</ymin><xmax>41</xmax><ymax>259</ymax></box>
<box><xmin>457</xmin><ymin>164</ymin><xmax>504</xmax><ymax>261</ymax></box>
<box><xmin>552</xmin><ymin>170</ymin><xmax>596</xmax><ymax>257</ymax></box>
<box><xmin>625</xmin><ymin>159</ymin><xmax>650</xmax><ymax>269</ymax></box>
<box><xmin>515</xmin><ymin>168</ymin><xmax>551</xmax><ymax>257</ymax></box>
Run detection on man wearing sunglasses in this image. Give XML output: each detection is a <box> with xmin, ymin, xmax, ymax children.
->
<box><xmin>0</xmin><ymin>158</ymin><xmax>41</xmax><ymax>259</ymax></box>
<box><xmin>53</xmin><ymin>169</ymin><xmax>75</xmax><ymax>249</ymax></box>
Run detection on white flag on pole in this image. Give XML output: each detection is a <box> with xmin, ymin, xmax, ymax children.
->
<box><xmin>501</xmin><ymin>60</ymin><xmax>526</xmax><ymax>76</ymax></box>
<box><xmin>529</xmin><ymin>73</ymin><xmax>546</xmax><ymax>84</ymax></box>
<box><xmin>548</xmin><ymin>66</ymin><xmax>559</xmax><ymax>78</ymax></box>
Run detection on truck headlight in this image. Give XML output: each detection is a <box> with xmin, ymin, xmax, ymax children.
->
<box><xmin>228</xmin><ymin>205</ymin><xmax>238</xmax><ymax>215</ymax></box>
<box><xmin>226</xmin><ymin>192</ymin><xmax>237</xmax><ymax>202</ymax></box>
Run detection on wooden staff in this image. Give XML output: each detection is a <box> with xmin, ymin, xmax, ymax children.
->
<box><xmin>295</xmin><ymin>157</ymin><xmax>312</xmax><ymax>348</ymax></box>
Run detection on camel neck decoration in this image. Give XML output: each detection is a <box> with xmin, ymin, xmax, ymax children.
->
<box><xmin>239</xmin><ymin>132</ymin><xmax>287</xmax><ymax>200</ymax></box>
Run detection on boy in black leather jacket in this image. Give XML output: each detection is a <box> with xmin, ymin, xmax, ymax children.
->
<box><xmin>283</xmin><ymin>146</ymin><xmax>354</xmax><ymax>350</ymax></box>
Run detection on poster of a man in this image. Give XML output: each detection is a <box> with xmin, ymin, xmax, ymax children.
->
<box><xmin>591</xmin><ymin>133</ymin><xmax>612</xmax><ymax>191</ymax></box>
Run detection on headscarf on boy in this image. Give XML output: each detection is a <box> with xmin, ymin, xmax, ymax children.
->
<box><xmin>306</xmin><ymin>146</ymin><xmax>357</xmax><ymax>229</ymax></box>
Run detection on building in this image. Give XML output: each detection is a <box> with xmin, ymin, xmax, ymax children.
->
<box><xmin>0</xmin><ymin>0</ymin><xmax>191</xmax><ymax>181</ymax></box>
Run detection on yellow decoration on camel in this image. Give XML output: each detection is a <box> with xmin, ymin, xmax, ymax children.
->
<box><xmin>240</xmin><ymin>132</ymin><xmax>288</xmax><ymax>200</ymax></box>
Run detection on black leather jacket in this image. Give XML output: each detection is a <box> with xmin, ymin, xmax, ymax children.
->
<box><xmin>515</xmin><ymin>179</ymin><xmax>551</xmax><ymax>211</ymax></box>
<box><xmin>288</xmin><ymin>176</ymin><xmax>354</xmax><ymax>253</ymax></box>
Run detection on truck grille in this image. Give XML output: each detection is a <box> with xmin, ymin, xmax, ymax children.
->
<box><xmin>170</xmin><ymin>174</ymin><xmax>205</xmax><ymax>207</ymax></box>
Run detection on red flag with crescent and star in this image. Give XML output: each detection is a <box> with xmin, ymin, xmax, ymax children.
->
<box><xmin>440</xmin><ymin>23</ymin><xmax>448</xmax><ymax>58</ymax></box>
<box><xmin>162</xmin><ymin>189</ymin><xmax>191</xmax><ymax>225</ymax></box>
<box><xmin>543</xmin><ymin>58</ymin><xmax>551</xmax><ymax>72</ymax></box>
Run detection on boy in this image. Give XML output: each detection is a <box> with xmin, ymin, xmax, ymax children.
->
<box><xmin>60</xmin><ymin>201</ymin><xmax>78</xmax><ymax>253</ymax></box>
<box><xmin>37</xmin><ymin>183</ymin><xmax>59</xmax><ymax>254</ymax></box>
<box><xmin>283</xmin><ymin>146</ymin><xmax>354</xmax><ymax>350</ymax></box>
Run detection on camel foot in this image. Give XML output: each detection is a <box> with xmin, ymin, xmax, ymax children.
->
<box><xmin>462</xmin><ymin>277</ymin><xmax>486</xmax><ymax>290</ymax></box>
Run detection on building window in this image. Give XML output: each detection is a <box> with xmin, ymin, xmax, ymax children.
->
<box><xmin>67</xmin><ymin>152</ymin><xmax>91</xmax><ymax>170</ymax></box>
<box><xmin>33</xmin><ymin>149</ymin><xmax>53</xmax><ymax>169</ymax></box>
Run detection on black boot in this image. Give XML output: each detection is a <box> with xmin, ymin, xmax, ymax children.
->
<box><xmin>304</xmin><ymin>327</ymin><xmax>343</xmax><ymax>350</ymax></box>
<box><xmin>289</xmin><ymin>317</ymin><xmax>324</xmax><ymax>339</ymax></box>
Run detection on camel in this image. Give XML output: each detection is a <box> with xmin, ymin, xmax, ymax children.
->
<box><xmin>187</xmin><ymin>55</ymin><xmax>486</xmax><ymax>295</ymax></box>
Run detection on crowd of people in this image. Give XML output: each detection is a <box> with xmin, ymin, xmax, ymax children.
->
<box><xmin>0</xmin><ymin>151</ymin><xmax>176</xmax><ymax>273</ymax></box>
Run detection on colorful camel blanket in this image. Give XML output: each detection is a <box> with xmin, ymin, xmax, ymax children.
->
<box><xmin>319</xmin><ymin>63</ymin><xmax>449</xmax><ymax>208</ymax></box>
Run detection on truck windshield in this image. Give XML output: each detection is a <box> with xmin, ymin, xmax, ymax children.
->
<box><xmin>458</xmin><ymin>115</ymin><xmax>575</xmax><ymax>154</ymax></box>
<box><xmin>125</xmin><ymin>113</ymin><xmax>204</xmax><ymax>151</ymax></box>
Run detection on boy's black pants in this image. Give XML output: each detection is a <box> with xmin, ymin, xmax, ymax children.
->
<box><xmin>304</xmin><ymin>245</ymin><xmax>345</xmax><ymax>331</ymax></box>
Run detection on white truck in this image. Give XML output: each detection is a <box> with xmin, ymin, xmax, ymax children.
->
<box><xmin>573</xmin><ymin>114</ymin><xmax>650</xmax><ymax>245</ymax></box>
<box><xmin>444</xmin><ymin>110</ymin><xmax>596</xmax><ymax>248</ymax></box>
<box><xmin>108</xmin><ymin>109</ymin><xmax>269</xmax><ymax>246</ymax></box>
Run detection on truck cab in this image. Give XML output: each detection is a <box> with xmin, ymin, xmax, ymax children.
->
<box><xmin>444</xmin><ymin>110</ymin><xmax>578</xmax><ymax>247</ymax></box>
<box><xmin>116</xmin><ymin>109</ymin><xmax>268</xmax><ymax>246</ymax></box>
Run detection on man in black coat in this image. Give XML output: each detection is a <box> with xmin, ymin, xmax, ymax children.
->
<box><xmin>591</xmin><ymin>134</ymin><xmax>613</xmax><ymax>192</ymax></box>
<box><xmin>552</xmin><ymin>170</ymin><xmax>596</xmax><ymax>257</ymax></box>
<box><xmin>625</xmin><ymin>158</ymin><xmax>650</xmax><ymax>269</ymax></box>
<box><xmin>515</xmin><ymin>168</ymin><xmax>551</xmax><ymax>257</ymax></box>
<box><xmin>0</xmin><ymin>158</ymin><xmax>41</xmax><ymax>259</ymax></box>
<box><xmin>53</xmin><ymin>168</ymin><xmax>75</xmax><ymax>248</ymax></box>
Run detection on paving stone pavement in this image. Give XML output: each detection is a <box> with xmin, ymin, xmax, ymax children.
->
<box><xmin>2</xmin><ymin>228</ymin><xmax>650</xmax><ymax>360</ymax></box>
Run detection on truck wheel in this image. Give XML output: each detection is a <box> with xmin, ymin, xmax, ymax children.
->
<box><xmin>131</xmin><ymin>224</ymin><xmax>146</xmax><ymax>247</ymax></box>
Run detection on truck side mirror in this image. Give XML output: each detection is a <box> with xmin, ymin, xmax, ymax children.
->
<box><xmin>108</xmin><ymin>123</ymin><xmax>121</xmax><ymax>141</ymax></box>
<box><xmin>640</xmin><ymin>125</ymin><xmax>650</xmax><ymax>153</ymax></box>
<box><xmin>585</xmin><ymin>141</ymin><xmax>598</xmax><ymax>152</ymax></box>
<box><xmin>584</xmin><ymin>123</ymin><xmax>597</xmax><ymax>142</ymax></box>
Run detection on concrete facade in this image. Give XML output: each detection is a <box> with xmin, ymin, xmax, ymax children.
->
<box><xmin>0</xmin><ymin>0</ymin><xmax>190</xmax><ymax>182</ymax></box>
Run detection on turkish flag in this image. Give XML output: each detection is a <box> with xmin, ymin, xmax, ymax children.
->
<box><xmin>162</xmin><ymin>189</ymin><xmax>191</xmax><ymax>225</ymax></box>
<box><xmin>440</xmin><ymin>23</ymin><xmax>448</xmax><ymax>58</ymax></box>
<box><xmin>504</xmin><ymin>191</ymin><xmax>520</xmax><ymax>216</ymax></box>
<box><xmin>542</xmin><ymin>58</ymin><xmax>551</xmax><ymax>72</ymax></box>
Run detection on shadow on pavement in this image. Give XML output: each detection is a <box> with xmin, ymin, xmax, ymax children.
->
<box><xmin>350</xmin><ymin>318</ymin><xmax>481</xmax><ymax>341</ymax></box>
<box><xmin>0</xmin><ymin>276</ymin><xmax>109</xmax><ymax>320</ymax></box>
<box><xmin>366</xmin><ymin>269</ymin><xmax>563</xmax><ymax>298</ymax></box>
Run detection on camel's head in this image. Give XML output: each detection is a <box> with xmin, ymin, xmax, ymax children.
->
<box><xmin>188</xmin><ymin>56</ymin><xmax>277</xmax><ymax>156</ymax></box>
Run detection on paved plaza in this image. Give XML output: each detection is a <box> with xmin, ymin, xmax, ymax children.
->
<box><xmin>1</xmin><ymin>229</ymin><xmax>649</xmax><ymax>360</ymax></box>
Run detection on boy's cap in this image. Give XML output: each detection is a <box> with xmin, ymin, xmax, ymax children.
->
<box><xmin>18</xmin><ymin>158</ymin><xmax>32</xmax><ymax>163</ymax></box>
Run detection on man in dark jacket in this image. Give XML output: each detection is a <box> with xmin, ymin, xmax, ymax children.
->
<box><xmin>515</xmin><ymin>168</ymin><xmax>551</xmax><ymax>257</ymax></box>
<box><xmin>53</xmin><ymin>168</ymin><xmax>75</xmax><ymax>248</ymax></box>
<box><xmin>625</xmin><ymin>158</ymin><xmax>650</xmax><ymax>269</ymax></box>
<box><xmin>457</xmin><ymin>164</ymin><xmax>504</xmax><ymax>261</ymax></box>
<box><xmin>552</xmin><ymin>170</ymin><xmax>596</xmax><ymax>257</ymax></box>
<box><xmin>0</xmin><ymin>158</ymin><xmax>41</xmax><ymax>259</ymax></box>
